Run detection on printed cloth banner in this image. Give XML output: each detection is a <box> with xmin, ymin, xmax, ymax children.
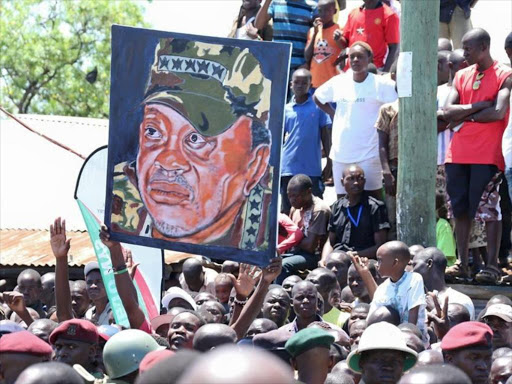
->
<box><xmin>105</xmin><ymin>25</ymin><xmax>291</xmax><ymax>266</ymax></box>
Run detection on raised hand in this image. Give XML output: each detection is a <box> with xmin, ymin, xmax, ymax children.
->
<box><xmin>427</xmin><ymin>292</ymin><xmax>450</xmax><ymax>340</ymax></box>
<box><xmin>262</xmin><ymin>256</ymin><xmax>282</xmax><ymax>284</ymax></box>
<box><xmin>3</xmin><ymin>291</ymin><xmax>27</xmax><ymax>314</ymax></box>
<box><xmin>333</xmin><ymin>28</ymin><xmax>343</xmax><ymax>41</ymax></box>
<box><xmin>230</xmin><ymin>263</ymin><xmax>261</xmax><ymax>298</ymax></box>
<box><xmin>122</xmin><ymin>247</ymin><xmax>139</xmax><ymax>280</ymax></box>
<box><xmin>313</xmin><ymin>17</ymin><xmax>323</xmax><ymax>34</ymax></box>
<box><xmin>349</xmin><ymin>251</ymin><xmax>369</xmax><ymax>275</ymax></box>
<box><xmin>99</xmin><ymin>225</ymin><xmax>121</xmax><ymax>250</ymax></box>
<box><xmin>50</xmin><ymin>217</ymin><xmax>71</xmax><ymax>259</ymax></box>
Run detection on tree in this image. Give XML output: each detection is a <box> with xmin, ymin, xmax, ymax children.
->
<box><xmin>0</xmin><ymin>0</ymin><xmax>147</xmax><ymax>118</ymax></box>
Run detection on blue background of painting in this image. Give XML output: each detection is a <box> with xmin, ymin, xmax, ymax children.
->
<box><xmin>105</xmin><ymin>25</ymin><xmax>291</xmax><ymax>267</ymax></box>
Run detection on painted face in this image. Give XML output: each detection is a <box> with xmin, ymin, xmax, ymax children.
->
<box><xmin>262</xmin><ymin>289</ymin><xmax>290</xmax><ymax>327</ymax></box>
<box><xmin>360</xmin><ymin>350</ymin><xmax>406</xmax><ymax>384</ymax></box>
<box><xmin>167</xmin><ymin>312</ymin><xmax>202</xmax><ymax>350</ymax></box>
<box><xmin>348</xmin><ymin>45</ymin><xmax>370</xmax><ymax>74</ymax></box>
<box><xmin>53</xmin><ymin>338</ymin><xmax>95</xmax><ymax>367</ymax></box>
<box><xmin>448</xmin><ymin>347</ymin><xmax>492</xmax><ymax>384</ymax></box>
<box><xmin>85</xmin><ymin>271</ymin><xmax>106</xmax><ymax>301</ymax></box>
<box><xmin>137</xmin><ymin>104</ymin><xmax>265</xmax><ymax>241</ymax></box>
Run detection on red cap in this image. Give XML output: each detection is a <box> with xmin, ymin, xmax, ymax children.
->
<box><xmin>0</xmin><ymin>331</ymin><xmax>52</xmax><ymax>356</ymax></box>
<box><xmin>49</xmin><ymin>319</ymin><xmax>99</xmax><ymax>345</ymax></box>
<box><xmin>441</xmin><ymin>321</ymin><xmax>493</xmax><ymax>351</ymax></box>
<box><xmin>139</xmin><ymin>349</ymin><xmax>175</xmax><ymax>374</ymax></box>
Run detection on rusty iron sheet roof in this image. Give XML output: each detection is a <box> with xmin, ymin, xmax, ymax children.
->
<box><xmin>0</xmin><ymin>229</ymin><xmax>95</xmax><ymax>267</ymax></box>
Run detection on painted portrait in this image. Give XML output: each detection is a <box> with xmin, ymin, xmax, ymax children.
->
<box><xmin>105</xmin><ymin>26</ymin><xmax>290</xmax><ymax>266</ymax></box>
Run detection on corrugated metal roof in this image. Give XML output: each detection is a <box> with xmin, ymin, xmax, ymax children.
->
<box><xmin>0</xmin><ymin>229</ymin><xmax>95</xmax><ymax>267</ymax></box>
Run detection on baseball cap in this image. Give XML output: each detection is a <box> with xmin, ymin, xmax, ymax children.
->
<box><xmin>150</xmin><ymin>314</ymin><xmax>175</xmax><ymax>332</ymax></box>
<box><xmin>441</xmin><ymin>321</ymin><xmax>493</xmax><ymax>351</ymax></box>
<box><xmin>285</xmin><ymin>328</ymin><xmax>335</xmax><ymax>358</ymax></box>
<box><xmin>347</xmin><ymin>322</ymin><xmax>417</xmax><ymax>373</ymax></box>
<box><xmin>0</xmin><ymin>331</ymin><xmax>52</xmax><ymax>356</ymax></box>
<box><xmin>84</xmin><ymin>261</ymin><xmax>100</xmax><ymax>278</ymax></box>
<box><xmin>482</xmin><ymin>304</ymin><xmax>512</xmax><ymax>323</ymax></box>
<box><xmin>161</xmin><ymin>287</ymin><xmax>197</xmax><ymax>310</ymax></box>
<box><xmin>49</xmin><ymin>319</ymin><xmax>99</xmax><ymax>345</ymax></box>
<box><xmin>142</xmin><ymin>37</ymin><xmax>271</xmax><ymax>138</ymax></box>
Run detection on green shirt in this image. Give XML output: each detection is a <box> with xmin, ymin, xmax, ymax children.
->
<box><xmin>323</xmin><ymin>306</ymin><xmax>350</xmax><ymax>328</ymax></box>
<box><xmin>436</xmin><ymin>218</ymin><xmax>456</xmax><ymax>266</ymax></box>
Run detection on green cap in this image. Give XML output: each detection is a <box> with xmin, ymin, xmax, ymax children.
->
<box><xmin>143</xmin><ymin>38</ymin><xmax>271</xmax><ymax>137</ymax></box>
<box><xmin>285</xmin><ymin>328</ymin><xmax>335</xmax><ymax>358</ymax></box>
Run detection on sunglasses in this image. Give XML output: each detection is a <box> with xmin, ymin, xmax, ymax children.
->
<box><xmin>472</xmin><ymin>72</ymin><xmax>485</xmax><ymax>90</ymax></box>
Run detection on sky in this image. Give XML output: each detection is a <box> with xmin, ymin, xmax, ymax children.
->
<box><xmin>143</xmin><ymin>0</ymin><xmax>512</xmax><ymax>64</ymax></box>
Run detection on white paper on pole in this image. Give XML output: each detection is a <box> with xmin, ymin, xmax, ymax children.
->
<box><xmin>75</xmin><ymin>147</ymin><xmax>163</xmax><ymax>312</ymax></box>
<box><xmin>397</xmin><ymin>51</ymin><xmax>413</xmax><ymax>98</ymax></box>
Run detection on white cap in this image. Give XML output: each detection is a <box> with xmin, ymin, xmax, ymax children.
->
<box><xmin>161</xmin><ymin>287</ymin><xmax>197</xmax><ymax>310</ymax></box>
<box><xmin>483</xmin><ymin>304</ymin><xmax>512</xmax><ymax>323</ymax></box>
<box><xmin>347</xmin><ymin>321</ymin><xmax>417</xmax><ymax>373</ymax></box>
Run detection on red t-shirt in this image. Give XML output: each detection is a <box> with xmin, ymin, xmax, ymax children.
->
<box><xmin>445</xmin><ymin>62</ymin><xmax>512</xmax><ymax>170</ymax></box>
<box><xmin>343</xmin><ymin>4</ymin><xmax>400</xmax><ymax>69</ymax></box>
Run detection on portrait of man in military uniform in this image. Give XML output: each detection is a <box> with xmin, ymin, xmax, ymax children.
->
<box><xmin>105</xmin><ymin>26</ymin><xmax>290</xmax><ymax>264</ymax></box>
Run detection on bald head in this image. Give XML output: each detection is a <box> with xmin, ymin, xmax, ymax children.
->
<box><xmin>379</xmin><ymin>241</ymin><xmax>411</xmax><ymax>263</ymax></box>
<box><xmin>438</xmin><ymin>38</ymin><xmax>453</xmax><ymax>52</ymax></box>
<box><xmin>306</xmin><ymin>268</ymin><xmax>338</xmax><ymax>300</ymax></box>
<box><xmin>27</xmin><ymin>319</ymin><xmax>58</xmax><ymax>343</ymax></box>
<box><xmin>292</xmin><ymin>67</ymin><xmax>312</xmax><ymax>81</ymax></box>
<box><xmin>462</xmin><ymin>28</ymin><xmax>491</xmax><ymax>48</ymax></box>
<box><xmin>292</xmin><ymin>280</ymin><xmax>317</xmax><ymax>298</ymax></box>
<box><xmin>192</xmin><ymin>323</ymin><xmax>236</xmax><ymax>352</ymax></box>
<box><xmin>17</xmin><ymin>269</ymin><xmax>41</xmax><ymax>284</ymax></box>
<box><xmin>288</xmin><ymin>174</ymin><xmax>313</xmax><ymax>192</ymax></box>
<box><xmin>14</xmin><ymin>362</ymin><xmax>84</xmax><ymax>384</ymax></box>
<box><xmin>183</xmin><ymin>258</ymin><xmax>203</xmax><ymax>275</ymax></box>
<box><xmin>448</xmin><ymin>303</ymin><xmax>470</xmax><ymax>327</ymax></box>
<box><xmin>409</xmin><ymin>245</ymin><xmax>424</xmax><ymax>258</ymax></box>
<box><xmin>342</xmin><ymin>164</ymin><xmax>364</xmax><ymax>178</ymax></box>
<box><xmin>412</xmin><ymin>247</ymin><xmax>447</xmax><ymax>289</ymax></box>
<box><xmin>177</xmin><ymin>346</ymin><xmax>293</xmax><ymax>384</ymax></box>
<box><xmin>247</xmin><ymin>318</ymin><xmax>278</xmax><ymax>338</ymax></box>
<box><xmin>398</xmin><ymin>364</ymin><xmax>471</xmax><ymax>384</ymax></box>
<box><xmin>367</xmin><ymin>306</ymin><xmax>400</xmax><ymax>326</ymax></box>
<box><xmin>491</xmin><ymin>356</ymin><xmax>512</xmax><ymax>384</ymax></box>
<box><xmin>416</xmin><ymin>349</ymin><xmax>444</xmax><ymax>367</ymax></box>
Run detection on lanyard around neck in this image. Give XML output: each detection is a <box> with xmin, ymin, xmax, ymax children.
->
<box><xmin>347</xmin><ymin>205</ymin><xmax>363</xmax><ymax>227</ymax></box>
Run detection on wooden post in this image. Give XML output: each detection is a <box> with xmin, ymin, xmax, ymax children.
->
<box><xmin>396</xmin><ymin>0</ymin><xmax>439</xmax><ymax>247</ymax></box>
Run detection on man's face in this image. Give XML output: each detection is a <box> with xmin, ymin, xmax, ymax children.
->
<box><xmin>348</xmin><ymin>46</ymin><xmax>370</xmax><ymax>74</ymax></box>
<box><xmin>325</xmin><ymin>253</ymin><xmax>350</xmax><ymax>288</ymax></box>
<box><xmin>17</xmin><ymin>274</ymin><xmax>41</xmax><ymax>306</ymax></box>
<box><xmin>306</xmin><ymin>271</ymin><xmax>330</xmax><ymax>299</ymax></box>
<box><xmin>137</xmin><ymin>104</ymin><xmax>264</xmax><ymax>240</ymax></box>
<box><xmin>292</xmin><ymin>284</ymin><xmax>318</xmax><ymax>319</ymax></box>
<box><xmin>447</xmin><ymin>347</ymin><xmax>492</xmax><ymax>384</ymax></box>
<box><xmin>246</xmin><ymin>319</ymin><xmax>276</xmax><ymax>338</ymax></box>
<box><xmin>242</xmin><ymin>0</ymin><xmax>260</xmax><ymax>10</ymax></box>
<box><xmin>348</xmin><ymin>306</ymin><xmax>369</xmax><ymax>330</ymax></box>
<box><xmin>342</xmin><ymin>168</ymin><xmax>365</xmax><ymax>196</ymax></box>
<box><xmin>287</xmin><ymin>185</ymin><xmax>311</xmax><ymax>210</ymax></box>
<box><xmin>290</xmin><ymin>73</ymin><xmax>311</xmax><ymax>99</ymax></box>
<box><xmin>40</xmin><ymin>277</ymin><xmax>55</xmax><ymax>307</ymax></box>
<box><xmin>30</xmin><ymin>323</ymin><xmax>54</xmax><ymax>344</ymax></box>
<box><xmin>462</xmin><ymin>38</ymin><xmax>483</xmax><ymax>66</ymax></box>
<box><xmin>71</xmin><ymin>287</ymin><xmax>90</xmax><ymax>317</ymax></box>
<box><xmin>349</xmin><ymin>321</ymin><xmax>367</xmax><ymax>349</ymax></box>
<box><xmin>376</xmin><ymin>248</ymin><xmax>396</xmax><ymax>278</ymax></box>
<box><xmin>484</xmin><ymin>316</ymin><xmax>512</xmax><ymax>349</ymax></box>
<box><xmin>200</xmin><ymin>301</ymin><xmax>226</xmax><ymax>324</ymax></box>
<box><xmin>195</xmin><ymin>292</ymin><xmax>217</xmax><ymax>306</ymax></box>
<box><xmin>360</xmin><ymin>349</ymin><xmax>405</xmax><ymax>384</ymax></box>
<box><xmin>262</xmin><ymin>289</ymin><xmax>290</xmax><ymax>326</ymax></box>
<box><xmin>491</xmin><ymin>357</ymin><xmax>512</xmax><ymax>384</ymax></box>
<box><xmin>85</xmin><ymin>271</ymin><xmax>106</xmax><ymax>302</ymax></box>
<box><xmin>167</xmin><ymin>312</ymin><xmax>202</xmax><ymax>351</ymax></box>
<box><xmin>53</xmin><ymin>338</ymin><xmax>95</xmax><ymax>367</ymax></box>
<box><xmin>282</xmin><ymin>276</ymin><xmax>301</xmax><ymax>297</ymax></box>
<box><xmin>348</xmin><ymin>267</ymin><xmax>368</xmax><ymax>300</ymax></box>
<box><xmin>411</xmin><ymin>255</ymin><xmax>430</xmax><ymax>279</ymax></box>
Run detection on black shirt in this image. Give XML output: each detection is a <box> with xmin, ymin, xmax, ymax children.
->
<box><xmin>328</xmin><ymin>192</ymin><xmax>390</xmax><ymax>252</ymax></box>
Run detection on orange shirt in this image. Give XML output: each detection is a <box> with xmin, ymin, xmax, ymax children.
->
<box><xmin>343</xmin><ymin>4</ymin><xmax>399</xmax><ymax>69</ymax></box>
<box><xmin>307</xmin><ymin>23</ymin><xmax>342</xmax><ymax>88</ymax></box>
<box><xmin>445</xmin><ymin>61</ymin><xmax>512</xmax><ymax>170</ymax></box>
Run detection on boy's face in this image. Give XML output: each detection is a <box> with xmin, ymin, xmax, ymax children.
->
<box><xmin>376</xmin><ymin>248</ymin><xmax>398</xmax><ymax>278</ymax></box>
<box><xmin>318</xmin><ymin>2</ymin><xmax>336</xmax><ymax>24</ymax></box>
<box><xmin>290</xmin><ymin>74</ymin><xmax>311</xmax><ymax>99</ymax></box>
<box><xmin>242</xmin><ymin>0</ymin><xmax>260</xmax><ymax>10</ymax></box>
<box><xmin>215</xmin><ymin>281</ymin><xmax>233</xmax><ymax>304</ymax></box>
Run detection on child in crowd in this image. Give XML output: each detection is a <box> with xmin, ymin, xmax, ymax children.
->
<box><xmin>368</xmin><ymin>241</ymin><xmax>428</xmax><ymax>343</ymax></box>
<box><xmin>214</xmin><ymin>273</ymin><xmax>234</xmax><ymax>313</ymax></box>
<box><xmin>280</xmin><ymin>68</ymin><xmax>332</xmax><ymax>214</ymax></box>
<box><xmin>228</xmin><ymin>0</ymin><xmax>272</xmax><ymax>41</ymax></box>
<box><xmin>304</xmin><ymin>0</ymin><xmax>343</xmax><ymax>90</ymax></box>
<box><xmin>436</xmin><ymin>193</ymin><xmax>457</xmax><ymax>266</ymax></box>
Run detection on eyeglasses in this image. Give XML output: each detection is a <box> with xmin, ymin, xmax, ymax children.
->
<box><xmin>473</xmin><ymin>72</ymin><xmax>484</xmax><ymax>90</ymax></box>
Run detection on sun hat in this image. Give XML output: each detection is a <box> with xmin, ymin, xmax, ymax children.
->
<box><xmin>161</xmin><ymin>287</ymin><xmax>197</xmax><ymax>310</ymax></box>
<box><xmin>347</xmin><ymin>321</ymin><xmax>417</xmax><ymax>373</ymax></box>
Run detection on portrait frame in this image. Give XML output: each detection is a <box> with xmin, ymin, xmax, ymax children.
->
<box><xmin>104</xmin><ymin>25</ymin><xmax>291</xmax><ymax>267</ymax></box>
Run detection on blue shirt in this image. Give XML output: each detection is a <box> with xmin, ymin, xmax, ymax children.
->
<box><xmin>282</xmin><ymin>96</ymin><xmax>331</xmax><ymax>177</ymax></box>
<box><xmin>268</xmin><ymin>0</ymin><xmax>318</xmax><ymax>70</ymax></box>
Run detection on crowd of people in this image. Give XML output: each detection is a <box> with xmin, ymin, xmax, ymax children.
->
<box><xmin>1</xmin><ymin>0</ymin><xmax>512</xmax><ymax>383</ymax></box>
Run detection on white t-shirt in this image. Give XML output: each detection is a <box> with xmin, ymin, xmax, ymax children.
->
<box><xmin>369</xmin><ymin>271</ymin><xmax>428</xmax><ymax>342</ymax></box>
<box><xmin>438</xmin><ymin>287</ymin><xmax>475</xmax><ymax>320</ymax></box>
<box><xmin>85</xmin><ymin>302</ymin><xmax>112</xmax><ymax>326</ymax></box>
<box><xmin>502</xmin><ymin>97</ymin><xmax>512</xmax><ymax>169</ymax></box>
<box><xmin>179</xmin><ymin>266</ymin><xmax>218</xmax><ymax>295</ymax></box>
<box><xmin>437</xmin><ymin>83</ymin><xmax>455</xmax><ymax>166</ymax></box>
<box><xmin>315</xmin><ymin>72</ymin><xmax>397</xmax><ymax>163</ymax></box>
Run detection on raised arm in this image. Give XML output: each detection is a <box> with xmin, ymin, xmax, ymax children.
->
<box><xmin>51</xmin><ymin>217</ymin><xmax>73</xmax><ymax>322</ymax></box>
<box><xmin>254</xmin><ymin>0</ymin><xmax>272</xmax><ymax>31</ymax></box>
<box><xmin>228</xmin><ymin>264</ymin><xmax>261</xmax><ymax>327</ymax></box>
<box><xmin>231</xmin><ymin>257</ymin><xmax>282</xmax><ymax>340</ymax></box>
<box><xmin>305</xmin><ymin>19</ymin><xmax>321</xmax><ymax>64</ymax></box>
<box><xmin>100</xmin><ymin>227</ymin><xmax>145</xmax><ymax>329</ymax></box>
<box><xmin>3</xmin><ymin>291</ymin><xmax>34</xmax><ymax>326</ymax></box>
<box><xmin>349</xmin><ymin>253</ymin><xmax>378</xmax><ymax>300</ymax></box>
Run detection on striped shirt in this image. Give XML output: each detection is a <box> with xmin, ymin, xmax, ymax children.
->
<box><xmin>268</xmin><ymin>0</ymin><xmax>318</xmax><ymax>70</ymax></box>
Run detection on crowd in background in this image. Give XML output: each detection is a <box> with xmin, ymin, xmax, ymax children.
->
<box><xmin>1</xmin><ymin>0</ymin><xmax>512</xmax><ymax>383</ymax></box>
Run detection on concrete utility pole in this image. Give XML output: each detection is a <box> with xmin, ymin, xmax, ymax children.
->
<box><xmin>396</xmin><ymin>0</ymin><xmax>439</xmax><ymax>247</ymax></box>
